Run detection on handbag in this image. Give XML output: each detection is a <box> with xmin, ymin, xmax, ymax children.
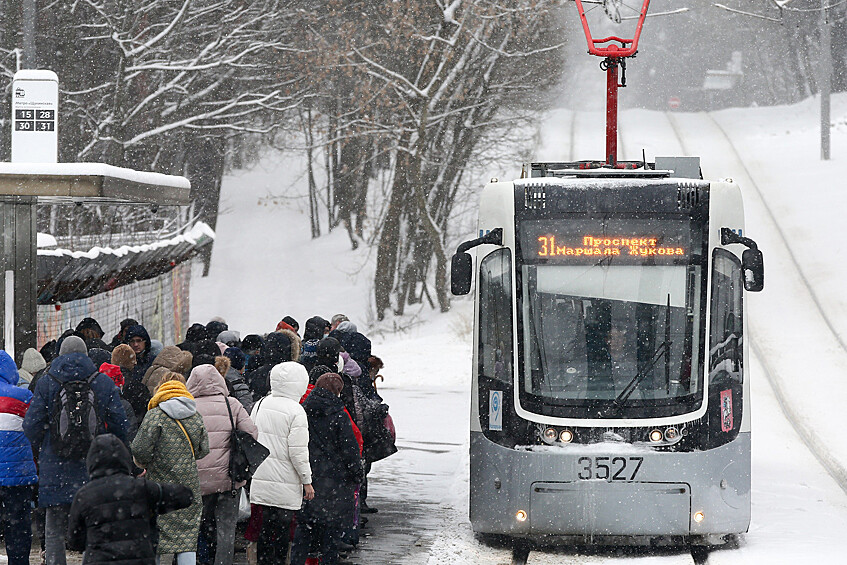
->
<box><xmin>223</xmin><ymin>394</ymin><xmax>270</xmax><ymax>492</ymax></box>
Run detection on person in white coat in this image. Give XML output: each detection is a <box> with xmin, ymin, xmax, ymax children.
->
<box><xmin>249</xmin><ymin>362</ymin><xmax>314</xmax><ymax>565</ymax></box>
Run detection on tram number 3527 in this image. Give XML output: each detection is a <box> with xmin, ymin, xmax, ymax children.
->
<box><xmin>577</xmin><ymin>456</ymin><xmax>644</xmax><ymax>482</ymax></box>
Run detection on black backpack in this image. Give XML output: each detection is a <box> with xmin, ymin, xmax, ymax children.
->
<box><xmin>48</xmin><ymin>372</ymin><xmax>101</xmax><ymax>459</ymax></box>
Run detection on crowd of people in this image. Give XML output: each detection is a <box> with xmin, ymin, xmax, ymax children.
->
<box><xmin>0</xmin><ymin>313</ymin><xmax>395</xmax><ymax>565</ymax></box>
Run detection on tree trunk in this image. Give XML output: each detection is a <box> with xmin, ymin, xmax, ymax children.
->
<box><xmin>305</xmin><ymin>107</ymin><xmax>321</xmax><ymax>239</ymax></box>
<box><xmin>374</xmin><ymin>140</ymin><xmax>411</xmax><ymax>320</ymax></box>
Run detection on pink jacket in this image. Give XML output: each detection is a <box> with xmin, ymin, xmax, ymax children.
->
<box><xmin>187</xmin><ymin>364</ymin><xmax>258</xmax><ymax>495</ymax></box>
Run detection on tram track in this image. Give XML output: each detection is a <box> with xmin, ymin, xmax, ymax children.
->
<box><xmin>504</xmin><ymin>545</ymin><xmax>703</xmax><ymax>564</ymax></box>
<box><xmin>663</xmin><ymin>110</ymin><xmax>847</xmax><ymax>354</ymax></box>
<box><xmin>511</xmin><ymin>545</ymin><xmax>530</xmax><ymax>565</ymax></box>
<box><xmin>660</xmin><ymin>110</ymin><xmax>847</xmax><ymax>497</ymax></box>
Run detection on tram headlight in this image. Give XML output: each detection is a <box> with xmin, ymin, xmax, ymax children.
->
<box><xmin>542</xmin><ymin>427</ymin><xmax>558</xmax><ymax>443</ymax></box>
<box><xmin>515</xmin><ymin>510</ymin><xmax>528</xmax><ymax>522</ymax></box>
<box><xmin>693</xmin><ymin>511</ymin><xmax>705</xmax><ymax>523</ymax></box>
<box><xmin>649</xmin><ymin>429</ymin><xmax>664</xmax><ymax>443</ymax></box>
<box><xmin>664</xmin><ymin>427</ymin><xmax>679</xmax><ymax>441</ymax></box>
<box><xmin>559</xmin><ymin>429</ymin><xmax>574</xmax><ymax>443</ymax></box>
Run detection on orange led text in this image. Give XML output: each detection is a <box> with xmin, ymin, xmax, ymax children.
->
<box><xmin>537</xmin><ymin>235</ymin><xmax>685</xmax><ymax>258</ymax></box>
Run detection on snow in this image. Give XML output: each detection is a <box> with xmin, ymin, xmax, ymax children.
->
<box><xmin>36</xmin><ymin>232</ymin><xmax>57</xmax><ymax>248</ymax></box>
<box><xmin>0</xmin><ymin>162</ymin><xmax>190</xmax><ymax>188</ymax></box>
<box><xmin>37</xmin><ymin>222</ymin><xmax>214</xmax><ymax>258</ymax></box>
<box><xmin>191</xmin><ymin>92</ymin><xmax>847</xmax><ymax>562</ymax></box>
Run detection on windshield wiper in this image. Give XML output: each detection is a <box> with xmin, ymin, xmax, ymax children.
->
<box><xmin>612</xmin><ymin>340</ymin><xmax>672</xmax><ymax>407</ymax></box>
<box><xmin>610</xmin><ymin>295</ymin><xmax>674</xmax><ymax>409</ymax></box>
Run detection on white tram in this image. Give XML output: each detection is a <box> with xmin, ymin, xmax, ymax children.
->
<box><xmin>451</xmin><ymin>158</ymin><xmax>764</xmax><ymax>540</ymax></box>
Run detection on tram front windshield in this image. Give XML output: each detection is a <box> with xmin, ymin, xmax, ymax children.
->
<box><xmin>518</xmin><ymin>217</ymin><xmax>704</xmax><ymax>419</ymax></box>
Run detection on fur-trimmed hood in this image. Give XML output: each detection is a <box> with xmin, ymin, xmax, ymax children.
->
<box><xmin>261</xmin><ymin>330</ymin><xmax>301</xmax><ymax>365</ymax></box>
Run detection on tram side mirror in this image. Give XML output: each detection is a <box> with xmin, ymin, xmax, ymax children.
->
<box><xmin>742</xmin><ymin>248</ymin><xmax>764</xmax><ymax>292</ymax></box>
<box><xmin>451</xmin><ymin>252</ymin><xmax>473</xmax><ymax>295</ymax></box>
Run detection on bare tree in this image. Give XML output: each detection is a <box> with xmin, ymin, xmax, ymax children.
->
<box><xmin>291</xmin><ymin>0</ymin><xmax>566</xmax><ymax>318</ymax></box>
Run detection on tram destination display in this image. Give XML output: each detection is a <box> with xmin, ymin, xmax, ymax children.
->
<box><xmin>520</xmin><ymin>217</ymin><xmax>691</xmax><ymax>265</ymax></box>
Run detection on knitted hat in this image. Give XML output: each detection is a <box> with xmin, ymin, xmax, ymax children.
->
<box><xmin>59</xmin><ymin>335</ymin><xmax>87</xmax><ymax>356</ymax></box>
<box><xmin>192</xmin><ymin>353</ymin><xmax>216</xmax><ymax>369</ymax></box>
<box><xmin>205</xmin><ymin>320</ymin><xmax>228</xmax><ymax>339</ymax></box>
<box><xmin>315</xmin><ymin>337</ymin><xmax>341</xmax><ymax>369</ymax></box>
<box><xmin>195</xmin><ymin>340</ymin><xmax>222</xmax><ymax>359</ymax></box>
<box><xmin>111</xmin><ymin>344</ymin><xmax>137</xmax><ymax>369</ymax></box>
<box><xmin>216</xmin><ymin>330</ymin><xmax>241</xmax><ymax>347</ymax></box>
<box><xmin>315</xmin><ymin>373</ymin><xmax>344</xmax><ymax>396</ymax></box>
<box><xmin>335</xmin><ymin>321</ymin><xmax>357</xmax><ymax>334</ymax></box>
<box><xmin>88</xmin><ymin>348</ymin><xmax>111</xmax><ymax>368</ymax></box>
<box><xmin>224</xmin><ymin>347</ymin><xmax>246</xmax><ymax>371</ymax></box>
<box><xmin>99</xmin><ymin>363</ymin><xmax>125</xmax><ymax>388</ymax></box>
<box><xmin>241</xmin><ymin>334</ymin><xmax>264</xmax><ymax>353</ymax></box>
<box><xmin>185</xmin><ymin>323</ymin><xmax>208</xmax><ymax>343</ymax></box>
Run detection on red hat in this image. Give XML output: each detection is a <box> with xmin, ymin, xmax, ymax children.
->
<box><xmin>276</xmin><ymin>320</ymin><xmax>297</xmax><ymax>333</ymax></box>
<box><xmin>99</xmin><ymin>362</ymin><xmax>125</xmax><ymax>388</ymax></box>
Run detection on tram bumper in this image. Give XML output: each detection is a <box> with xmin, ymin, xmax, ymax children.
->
<box><xmin>469</xmin><ymin>431</ymin><xmax>750</xmax><ymax>538</ymax></box>
<box><xmin>529</xmin><ymin>480</ymin><xmax>690</xmax><ymax>535</ymax></box>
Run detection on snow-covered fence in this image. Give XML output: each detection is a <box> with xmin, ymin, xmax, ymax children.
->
<box><xmin>34</xmin><ymin>223</ymin><xmax>214</xmax><ymax>348</ymax></box>
<box><xmin>36</xmin><ymin>260</ymin><xmax>193</xmax><ymax>348</ymax></box>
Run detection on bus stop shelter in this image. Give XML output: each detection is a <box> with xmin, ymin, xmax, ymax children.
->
<box><xmin>0</xmin><ymin>162</ymin><xmax>190</xmax><ymax>362</ymax></box>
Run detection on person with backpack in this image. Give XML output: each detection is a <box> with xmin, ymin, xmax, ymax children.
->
<box><xmin>290</xmin><ymin>373</ymin><xmax>362</xmax><ymax>565</ymax></box>
<box><xmin>132</xmin><ymin>375</ymin><xmax>209</xmax><ymax>565</ymax></box>
<box><xmin>0</xmin><ymin>350</ymin><xmax>38</xmax><ymax>565</ymax></box>
<box><xmin>23</xmin><ymin>335</ymin><xmax>129</xmax><ymax>565</ymax></box>
<box><xmin>67</xmin><ymin>434</ymin><xmax>194</xmax><ymax>565</ymax></box>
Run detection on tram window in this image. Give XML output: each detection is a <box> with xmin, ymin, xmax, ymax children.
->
<box><xmin>709</xmin><ymin>249</ymin><xmax>743</xmax><ymax>382</ymax></box>
<box><xmin>520</xmin><ymin>262</ymin><xmax>701</xmax><ymax>412</ymax></box>
<box><xmin>479</xmin><ymin>249</ymin><xmax>514</xmax><ymax>383</ymax></box>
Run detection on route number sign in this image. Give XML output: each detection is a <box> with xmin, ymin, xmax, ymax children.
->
<box><xmin>11</xmin><ymin>70</ymin><xmax>58</xmax><ymax>163</ymax></box>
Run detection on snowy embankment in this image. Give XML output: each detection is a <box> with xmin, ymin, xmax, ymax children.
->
<box><xmin>192</xmin><ymin>93</ymin><xmax>847</xmax><ymax>563</ymax></box>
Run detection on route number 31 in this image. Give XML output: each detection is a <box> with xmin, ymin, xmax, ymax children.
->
<box><xmin>577</xmin><ymin>456</ymin><xmax>643</xmax><ymax>482</ymax></box>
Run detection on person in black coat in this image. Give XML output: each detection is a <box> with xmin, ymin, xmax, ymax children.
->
<box><xmin>67</xmin><ymin>434</ymin><xmax>192</xmax><ymax>565</ymax></box>
<box><xmin>314</xmin><ymin>338</ymin><xmax>358</xmax><ymax>426</ymax></box>
<box><xmin>176</xmin><ymin>324</ymin><xmax>208</xmax><ymax>354</ymax></box>
<box><xmin>300</xmin><ymin>317</ymin><xmax>330</xmax><ymax>373</ymax></box>
<box><xmin>109</xmin><ymin>319</ymin><xmax>138</xmax><ymax>349</ymax></box>
<box><xmin>123</xmin><ymin>325</ymin><xmax>154</xmax><ymax>383</ymax></box>
<box><xmin>344</xmin><ymin>332</ymin><xmax>380</xmax><ymax>400</ymax></box>
<box><xmin>76</xmin><ymin>318</ymin><xmax>108</xmax><ymax>352</ymax></box>
<box><xmin>240</xmin><ymin>334</ymin><xmax>264</xmax><ymax>374</ymax></box>
<box><xmin>290</xmin><ymin>374</ymin><xmax>363</xmax><ymax>565</ymax></box>
<box><xmin>244</xmin><ymin>330</ymin><xmax>300</xmax><ymax>401</ymax></box>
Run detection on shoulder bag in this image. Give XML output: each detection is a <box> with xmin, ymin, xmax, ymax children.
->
<box><xmin>223</xmin><ymin>394</ymin><xmax>270</xmax><ymax>493</ymax></box>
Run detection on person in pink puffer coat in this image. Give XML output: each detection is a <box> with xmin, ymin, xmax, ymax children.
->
<box><xmin>187</xmin><ymin>364</ymin><xmax>258</xmax><ymax>565</ymax></box>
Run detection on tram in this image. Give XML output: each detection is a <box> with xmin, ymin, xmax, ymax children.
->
<box><xmin>450</xmin><ymin>0</ymin><xmax>764</xmax><ymax>541</ymax></box>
